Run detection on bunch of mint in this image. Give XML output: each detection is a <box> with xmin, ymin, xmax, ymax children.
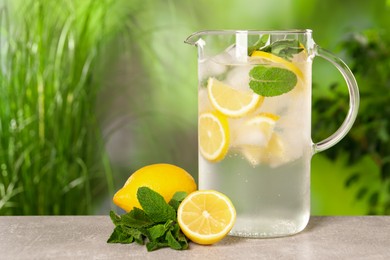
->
<box><xmin>107</xmin><ymin>187</ymin><xmax>189</xmax><ymax>251</ymax></box>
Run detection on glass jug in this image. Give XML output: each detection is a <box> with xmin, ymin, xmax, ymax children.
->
<box><xmin>185</xmin><ymin>30</ymin><xmax>359</xmax><ymax>238</ymax></box>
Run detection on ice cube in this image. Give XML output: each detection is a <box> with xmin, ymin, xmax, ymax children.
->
<box><xmin>259</xmin><ymin>93</ymin><xmax>292</xmax><ymax>116</ymax></box>
<box><xmin>199</xmin><ymin>43</ymin><xmax>249</xmax><ymax>82</ymax></box>
<box><xmin>213</xmin><ymin>44</ymin><xmax>249</xmax><ymax>64</ymax></box>
<box><xmin>230</xmin><ymin>116</ymin><xmax>274</xmax><ymax>148</ymax></box>
<box><xmin>233</xmin><ymin>127</ymin><xmax>269</xmax><ymax>147</ymax></box>
<box><xmin>198</xmin><ymin>58</ymin><xmax>226</xmax><ymax>81</ymax></box>
<box><xmin>275</xmin><ymin>97</ymin><xmax>310</xmax><ymax>163</ymax></box>
<box><xmin>225</xmin><ymin>65</ymin><xmax>252</xmax><ymax>91</ymax></box>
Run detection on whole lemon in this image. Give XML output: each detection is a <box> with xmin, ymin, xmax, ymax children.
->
<box><xmin>113</xmin><ymin>163</ymin><xmax>197</xmax><ymax>212</ymax></box>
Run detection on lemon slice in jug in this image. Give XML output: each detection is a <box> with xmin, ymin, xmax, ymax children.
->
<box><xmin>199</xmin><ymin>112</ymin><xmax>230</xmax><ymax>162</ymax></box>
<box><xmin>250</xmin><ymin>50</ymin><xmax>304</xmax><ymax>80</ymax></box>
<box><xmin>207</xmin><ymin>78</ymin><xmax>263</xmax><ymax>118</ymax></box>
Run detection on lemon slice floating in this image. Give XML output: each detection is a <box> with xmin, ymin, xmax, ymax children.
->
<box><xmin>177</xmin><ymin>190</ymin><xmax>236</xmax><ymax>245</ymax></box>
<box><xmin>251</xmin><ymin>50</ymin><xmax>304</xmax><ymax>80</ymax></box>
<box><xmin>246</xmin><ymin>112</ymin><xmax>280</xmax><ymax>145</ymax></box>
<box><xmin>207</xmin><ymin>78</ymin><xmax>264</xmax><ymax>118</ymax></box>
<box><xmin>199</xmin><ymin>112</ymin><xmax>230</xmax><ymax>162</ymax></box>
<box><xmin>241</xmin><ymin>133</ymin><xmax>285</xmax><ymax>167</ymax></box>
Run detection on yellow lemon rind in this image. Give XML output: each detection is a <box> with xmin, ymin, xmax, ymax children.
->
<box><xmin>207</xmin><ymin>78</ymin><xmax>264</xmax><ymax>118</ymax></box>
<box><xmin>250</xmin><ymin>50</ymin><xmax>304</xmax><ymax>80</ymax></box>
<box><xmin>198</xmin><ymin>112</ymin><xmax>230</xmax><ymax>162</ymax></box>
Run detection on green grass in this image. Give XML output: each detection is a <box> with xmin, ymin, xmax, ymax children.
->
<box><xmin>0</xmin><ymin>0</ymin><xmax>134</xmax><ymax>215</ymax></box>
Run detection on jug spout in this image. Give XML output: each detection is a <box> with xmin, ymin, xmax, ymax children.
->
<box><xmin>184</xmin><ymin>31</ymin><xmax>205</xmax><ymax>46</ymax></box>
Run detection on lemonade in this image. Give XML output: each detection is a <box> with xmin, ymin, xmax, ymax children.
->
<box><xmin>188</xmin><ymin>29</ymin><xmax>359</xmax><ymax>238</ymax></box>
<box><xmin>197</xmin><ymin>38</ymin><xmax>312</xmax><ymax>237</ymax></box>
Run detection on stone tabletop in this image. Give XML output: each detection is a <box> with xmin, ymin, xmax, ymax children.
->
<box><xmin>1</xmin><ymin>216</ymin><xmax>389</xmax><ymax>259</ymax></box>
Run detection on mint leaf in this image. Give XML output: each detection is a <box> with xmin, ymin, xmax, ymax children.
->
<box><xmin>146</xmin><ymin>241</ymin><xmax>168</xmax><ymax>252</ymax></box>
<box><xmin>249</xmin><ymin>65</ymin><xmax>297</xmax><ymax>96</ymax></box>
<box><xmin>168</xmin><ymin>221</ymin><xmax>189</xmax><ymax>249</ymax></box>
<box><xmin>122</xmin><ymin>226</ymin><xmax>145</xmax><ymax>244</ymax></box>
<box><xmin>248</xmin><ymin>34</ymin><xmax>269</xmax><ymax>56</ymax></box>
<box><xmin>166</xmin><ymin>230</ymin><xmax>182</xmax><ymax>250</ymax></box>
<box><xmin>169</xmin><ymin>191</ymin><xmax>188</xmax><ymax>211</ymax></box>
<box><xmin>260</xmin><ymin>39</ymin><xmax>304</xmax><ymax>61</ymax></box>
<box><xmin>121</xmin><ymin>207</ymin><xmax>153</xmax><ymax>228</ymax></box>
<box><xmin>107</xmin><ymin>225</ymin><xmax>134</xmax><ymax>243</ymax></box>
<box><xmin>170</xmin><ymin>191</ymin><xmax>188</xmax><ymax>202</ymax></box>
<box><xmin>107</xmin><ymin>221</ymin><xmax>146</xmax><ymax>245</ymax></box>
<box><xmin>147</xmin><ymin>224</ymin><xmax>167</xmax><ymax>241</ymax></box>
<box><xmin>109</xmin><ymin>210</ymin><xmax>121</xmax><ymax>225</ymax></box>
<box><xmin>176</xmin><ymin>232</ymin><xmax>189</xmax><ymax>249</ymax></box>
<box><xmin>137</xmin><ymin>186</ymin><xmax>176</xmax><ymax>223</ymax></box>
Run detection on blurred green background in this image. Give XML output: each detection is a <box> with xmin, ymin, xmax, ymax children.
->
<box><xmin>1</xmin><ymin>0</ymin><xmax>389</xmax><ymax>215</ymax></box>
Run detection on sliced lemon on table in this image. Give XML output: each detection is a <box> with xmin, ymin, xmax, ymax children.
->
<box><xmin>250</xmin><ymin>50</ymin><xmax>304</xmax><ymax>80</ymax></box>
<box><xmin>207</xmin><ymin>78</ymin><xmax>264</xmax><ymax>118</ymax></box>
<box><xmin>199</xmin><ymin>112</ymin><xmax>230</xmax><ymax>162</ymax></box>
<box><xmin>177</xmin><ymin>190</ymin><xmax>236</xmax><ymax>245</ymax></box>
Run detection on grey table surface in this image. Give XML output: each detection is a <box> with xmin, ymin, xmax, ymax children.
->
<box><xmin>0</xmin><ymin>216</ymin><xmax>389</xmax><ymax>260</ymax></box>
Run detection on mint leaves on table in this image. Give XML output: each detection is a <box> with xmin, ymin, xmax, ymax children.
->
<box><xmin>107</xmin><ymin>187</ymin><xmax>189</xmax><ymax>251</ymax></box>
<box><xmin>137</xmin><ymin>186</ymin><xmax>176</xmax><ymax>223</ymax></box>
<box><xmin>249</xmin><ymin>65</ymin><xmax>297</xmax><ymax>97</ymax></box>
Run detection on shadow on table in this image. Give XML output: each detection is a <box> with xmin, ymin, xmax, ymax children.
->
<box><xmin>215</xmin><ymin>235</ymin><xmax>245</xmax><ymax>246</ymax></box>
<box><xmin>219</xmin><ymin>216</ymin><xmax>328</xmax><ymax>243</ymax></box>
<box><xmin>303</xmin><ymin>216</ymin><xmax>329</xmax><ymax>234</ymax></box>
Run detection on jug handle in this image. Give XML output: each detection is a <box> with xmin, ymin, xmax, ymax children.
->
<box><xmin>312</xmin><ymin>45</ymin><xmax>360</xmax><ymax>154</ymax></box>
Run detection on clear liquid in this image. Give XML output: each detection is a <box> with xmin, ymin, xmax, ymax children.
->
<box><xmin>199</xmin><ymin>152</ymin><xmax>311</xmax><ymax>237</ymax></box>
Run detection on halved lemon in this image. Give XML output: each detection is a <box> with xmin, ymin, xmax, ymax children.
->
<box><xmin>177</xmin><ymin>190</ymin><xmax>236</xmax><ymax>245</ymax></box>
<box><xmin>207</xmin><ymin>78</ymin><xmax>263</xmax><ymax>118</ymax></box>
<box><xmin>251</xmin><ymin>50</ymin><xmax>304</xmax><ymax>80</ymax></box>
<box><xmin>199</xmin><ymin>112</ymin><xmax>230</xmax><ymax>162</ymax></box>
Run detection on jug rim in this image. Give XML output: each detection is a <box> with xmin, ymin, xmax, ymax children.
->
<box><xmin>185</xmin><ymin>29</ymin><xmax>312</xmax><ymax>45</ymax></box>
